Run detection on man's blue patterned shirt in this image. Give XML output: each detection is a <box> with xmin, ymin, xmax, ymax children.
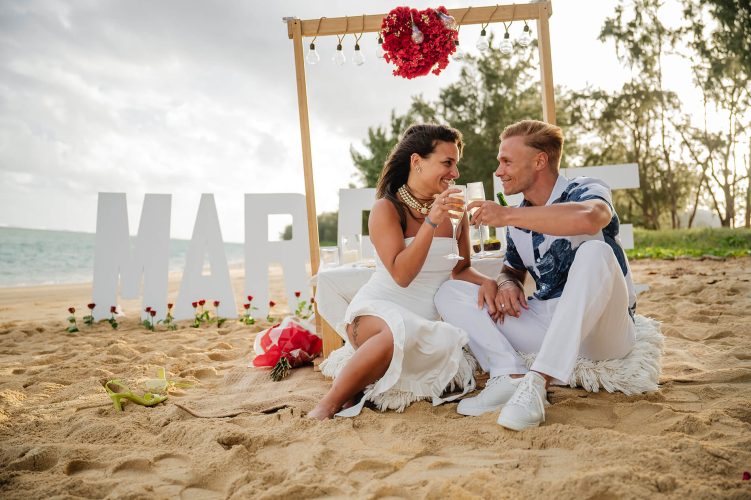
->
<box><xmin>503</xmin><ymin>175</ymin><xmax>636</xmax><ymax>316</ymax></box>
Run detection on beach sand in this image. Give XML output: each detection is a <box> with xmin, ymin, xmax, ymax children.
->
<box><xmin>1</xmin><ymin>259</ymin><xmax>750</xmax><ymax>499</ymax></box>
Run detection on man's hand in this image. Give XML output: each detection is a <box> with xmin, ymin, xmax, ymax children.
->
<box><xmin>495</xmin><ymin>281</ymin><xmax>528</xmax><ymax>323</ymax></box>
<box><xmin>468</xmin><ymin>199</ymin><xmax>613</xmax><ymax>236</ymax></box>
<box><xmin>468</xmin><ymin>200</ymin><xmax>510</xmax><ymax>227</ymax></box>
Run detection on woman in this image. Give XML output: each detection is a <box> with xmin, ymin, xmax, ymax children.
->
<box><xmin>308</xmin><ymin>123</ymin><xmax>499</xmax><ymax>419</ymax></box>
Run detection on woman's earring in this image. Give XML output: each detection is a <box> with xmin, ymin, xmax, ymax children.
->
<box><xmin>417</xmin><ymin>165</ymin><xmax>423</xmax><ymax>173</ymax></box>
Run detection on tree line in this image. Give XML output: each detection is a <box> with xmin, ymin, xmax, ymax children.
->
<box><xmin>351</xmin><ymin>0</ymin><xmax>750</xmax><ymax>230</ymax></box>
<box><xmin>286</xmin><ymin>0</ymin><xmax>749</xmax><ymax>242</ymax></box>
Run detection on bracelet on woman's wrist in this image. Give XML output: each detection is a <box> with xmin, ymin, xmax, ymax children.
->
<box><xmin>495</xmin><ymin>272</ymin><xmax>523</xmax><ymax>290</ymax></box>
<box><xmin>424</xmin><ymin>215</ymin><xmax>438</xmax><ymax>229</ymax></box>
<box><xmin>497</xmin><ymin>279</ymin><xmax>523</xmax><ymax>290</ymax></box>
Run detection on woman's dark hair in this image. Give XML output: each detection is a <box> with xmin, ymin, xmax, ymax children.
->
<box><xmin>375</xmin><ymin>123</ymin><xmax>464</xmax><ymax>231</ymax></box>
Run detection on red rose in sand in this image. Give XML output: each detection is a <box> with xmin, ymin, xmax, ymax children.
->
<box><xmin>294</xmin><ymin>291</ymin><xmax>301</xmax><ymax>298</ymax></box>
<box><xmin>269</xmin><ymin>300</ymin><xmax>276</xmax><ymax>307</ymax></box>
<box><xmin>743</xmin><ymin>471</ymin><xmax>750</xmax><ymax>480</ymax></box>
<box><xmin>247</xmin><ymin>295</ymin><xmax>254</xmax><ymax>302</ymax></box>
<box><xmin>243</xmin><ymin>303</ymin><xmax>250</xmax><ymax>310</ymax></box>
<box><xmin>168</xmin><ymin>303</ymin><xmax>174</xmax><ymax>309</ymax></box>
<box><xmin>87</xmin><ymin>303</ymin><xmax>95</xmax><ymax>310</ymax></box>
<box><xmin>68</xmin><ymin>307</ymin><xmax>75</xmax><ymax>314</ymax></box>
<box><xmin>192</xmin><ymin>301</ymin><xmax>198</xmax><ymax>308</ymax></box>
<box><xmin>199</xmin><ymin>299</ymin><xmax>206</xmax><ymax>306</ymax></box>
<box><xmin>150</xmin><ymin>310</ymin><xmax>156</xmax><ymax>317</ymax></box>
<box><xmin>213</xmin><ymin>300</ymin><xmax>220</xmax><ymax>307</ymax></box>
<box><xmin>110</xmin><ymin>306</ymin><xmax>116</xmax><ymax>313</ymax></box>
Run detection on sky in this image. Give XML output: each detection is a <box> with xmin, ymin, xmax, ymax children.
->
<box><xmin>0</xmin><ymin>0</ymin><xmax>706</xmax><ymax>242</ymax></box>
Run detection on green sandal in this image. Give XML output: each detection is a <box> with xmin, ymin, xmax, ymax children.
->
<box><xmin>104</xmin><ymin>379</ymin><xmax>167</xmax><ymax>412</ymax></box>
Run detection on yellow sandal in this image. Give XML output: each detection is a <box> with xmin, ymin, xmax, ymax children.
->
<box><xmin>104</xmin><ymin>379</ymin><xmax>167</xmax><ymax>412</ymax></box>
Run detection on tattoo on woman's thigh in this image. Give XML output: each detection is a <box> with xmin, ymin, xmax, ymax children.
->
<box><xmin>351</xmin><ymin>316</ymin><xmax>361</xmax><ymax>347</ymax></box>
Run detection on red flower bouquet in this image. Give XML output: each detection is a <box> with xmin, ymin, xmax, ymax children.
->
<box><xmin>381</xmin><ymin>6</ymin><xmax>457</xmax><ymax>79</ymax></box>
<box><xmin>252</xmin><ymin>317</ymin><xmax>322</xmax><ymax>381</ymax></box>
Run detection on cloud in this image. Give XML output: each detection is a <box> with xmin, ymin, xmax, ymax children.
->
<box><xmin>5</xmin><ymin>0</ymin><xmax>699</xmax><ymax>242</ymax></box>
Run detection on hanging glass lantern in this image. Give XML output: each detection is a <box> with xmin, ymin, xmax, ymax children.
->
<box><xmin>376</xmin><ymin>34</ymin><xmax>385</xmax><ymax>59</ymax></box>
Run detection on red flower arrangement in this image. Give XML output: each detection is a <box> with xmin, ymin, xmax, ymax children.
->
<box><xmin>381</xmin><ymin>6</ymin><xmax>457</xmax><ymax>79</ymax></box>
<box><xmin>253</xmin><ymin>318</ymin><xmax>323</xmax><ymax>381</ymax></box>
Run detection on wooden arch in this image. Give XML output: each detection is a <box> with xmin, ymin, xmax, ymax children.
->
<box><xmin>285</xmin><ymin>2</ymin><xmax>556</xmax><ymax>353</ymax></box>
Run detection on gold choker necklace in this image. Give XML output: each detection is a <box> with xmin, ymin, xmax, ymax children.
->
<box><xmin>397</xmin><ymin>184</ymin><xmax>433</xmax><ymax>214</ymax></box>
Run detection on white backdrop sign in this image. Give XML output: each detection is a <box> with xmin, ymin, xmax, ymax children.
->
<box><xmin>173</xmin><ymin>194</ymin><xmax>237</xmax><ymax>320</ymax></box>
<box><xmin>92</xmin><ymin>193</ymin><xmax>171</xmax><ymax>321</ymax></box>
<box><xmin>92</xmin><ymin>192</ymin><xmax>311</xmax><ymax>321</ymax></box>
<box><xmin>244</xmin><ymin>193</ymin><xmax>311</xmax><ymax>317</ymax></box>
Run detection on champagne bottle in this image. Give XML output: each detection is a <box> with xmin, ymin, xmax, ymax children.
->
<box><xmin>496</xmin><ymin>192</ymin><xmax>508</xmax><ymax>206</ymax></box>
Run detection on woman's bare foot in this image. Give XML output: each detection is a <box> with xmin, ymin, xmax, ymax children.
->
<box><xmin>306</xmin><ymin>401</ymin><xmax>340</xmax><ymax>420</ymax></box>
<box><xmin>341</xmin><ymin>391</ymin><xmax>364</xmax><ymax>410</ymax></box>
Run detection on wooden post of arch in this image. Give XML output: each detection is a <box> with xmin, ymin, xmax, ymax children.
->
<box><xmin>286</xmin><ymin>1</ymin><xmax>556</xmax><ymax>357</ymax></box>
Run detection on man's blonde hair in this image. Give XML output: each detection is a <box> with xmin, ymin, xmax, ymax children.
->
<box><xmin>500</xmin><ymin>120</ymin><xmax>564</xmax><ymax>171</ymax></box>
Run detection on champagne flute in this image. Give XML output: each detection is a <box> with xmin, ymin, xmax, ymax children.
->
<box><xmin>444</xmin><ymin>182</ymin><xmax>466</xmax><ymax>260</ymax></box>
<box><xmin>466</xmin><ymin>181</ymin><xmax>492</xmax><ymax>257</ymax></box>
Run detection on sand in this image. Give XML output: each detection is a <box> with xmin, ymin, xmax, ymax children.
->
<box><xmin>1</xmin><ymin>258</ymin><xmax>750</xmax><ymax>499</ymax></box>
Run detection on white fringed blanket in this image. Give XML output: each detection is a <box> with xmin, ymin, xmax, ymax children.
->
<box><xmin>321</xmin><ymin>315</ymin><xmax>663</xmax><ymax>411</ymax></box>
<box><xmin>518</xmin><ymin>314</ymin><xmax>663</xmax><ymax>395</ymax></box>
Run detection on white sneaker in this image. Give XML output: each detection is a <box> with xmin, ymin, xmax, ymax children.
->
<box><xmin>497</xmin><ymin>371</ymin><xmax>548</xmax><ymax>431</ymax></box>
<box><xmin>456</xmin><ymin>375</ymin><xmax>522</xmax><ymax>416</ymax></box>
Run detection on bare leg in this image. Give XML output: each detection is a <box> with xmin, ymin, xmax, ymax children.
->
<box><xmin>308</xmin><ymin>315</ymin><xmax>394</xmax><ymax>420</ymax></box>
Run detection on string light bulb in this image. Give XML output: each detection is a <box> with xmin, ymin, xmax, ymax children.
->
<box><xmin>499</xmin><ymin>30</ymin><xmax>513</xmax><ymax>55</ymax></box>
<box><xmin>411</xmin><ymin>23</ymin><xmax>424</xmax><ymax>44</ymax></box>
<box><xmin>376</xmin><ymin>33</ymin><xmax>385</xmax><ymax>59</ymax></box>
<box><xmin>435</xmin><ymin>10</ymin><xmax>457</xmax><ymax>30</ymax></box>
<box><xmin>476</xmin><ymin>28</ymin><xmax>490</xmax><ymax>52</ymax></box>
<box><xmin>518</xmin><ymin>21</ymin><xmax>532</xmax><ymax>47</ymax></box>
<box><xmin>353</xmin><ymin>43</ymin><xmax>365</xmax><ymax>66</ymax></box>
<box><xmin>306</xmin><ymin>42</ymin><xmax>320</xmax><ymax>65</ymax></box>
<box><xmin>452</xmin><ymin>39</ymin><xmax>465</xmax><ymax>61</ymax></box>
<box><xmin>333</xmin><ymin>43</ymin><xmax>346</xmax><ymax>65</ymax></box>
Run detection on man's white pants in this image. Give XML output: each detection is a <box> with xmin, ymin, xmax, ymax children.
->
<box><xmin>434</xmin><ymin>240</ymin><xmax>636</xmax><ymax>383</ymax></box>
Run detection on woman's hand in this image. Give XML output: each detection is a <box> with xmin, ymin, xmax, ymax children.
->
<box><xmin>428</xmin><ymin>187</ymin><xmax>463</xmax><ymax>226</ymax></box>
<box><xmin>494</xmin><ymin>281</ymin><xmax>528</xmax><ymax>323</ymax></box>
<box><xmin>476</xmin><ymin>279</ymin><xmax>499</xmax><ymax>317</ymax></box>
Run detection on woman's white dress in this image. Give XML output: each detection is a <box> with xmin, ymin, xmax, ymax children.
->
<box><xmin>320</xmin><ymin>237</ymin><xmax>476</xmax><ymax>416</ymax></box>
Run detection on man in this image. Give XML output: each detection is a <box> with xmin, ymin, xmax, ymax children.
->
<box><xmin>435</xmin><ymin>119</ymin><xmax>636</xmax><ymax>431</ymax></box>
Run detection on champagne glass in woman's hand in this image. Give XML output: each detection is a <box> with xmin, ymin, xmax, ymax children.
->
<box><xmin>466</xmin><ymin>182</ymin><xmax>492</xmax><ymax>257</ymax></box>
<box><xmin>444</xmin><ymin>181</ymin><xmax>467</xmax><ymax>260</ymax></box>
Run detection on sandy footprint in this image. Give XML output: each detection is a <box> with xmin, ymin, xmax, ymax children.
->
<box><xmin>64</xmin><ymin>459</ymin><xmax>107</xmax><ymax>478</ymax></box>
<box><xmin>4</xmin><ymin>446</ymin><xmax>58</xmax><ymax>472</ymax></box>
<box><xmin>179</xmin><ymin>367</ymin><xmax>219</xmax><ymax>380</ymax></box>
<box><xmin>179</xmin><ymin>486</ymin><xmax>222</xmax><ymax>499</ymax></box>
<box><xmin>111</xmin><ymin>457</ymin><xmax>154</xmax><ymax>477</ymax></box>
<box><xmin>153</xmin><ymin>453</ymin><xmax>192</xmax><ymax>483</ymax></box>
<box><xmin>207</xmin><ymin>351</ymin><xmax>236</xmax><ymax>361</ymax></box>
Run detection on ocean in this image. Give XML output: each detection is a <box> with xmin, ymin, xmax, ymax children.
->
<box><xmin>0</xmin><ymin>227</ymin><xmax>245</xmax><ymax>288</ymax></box>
